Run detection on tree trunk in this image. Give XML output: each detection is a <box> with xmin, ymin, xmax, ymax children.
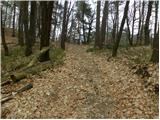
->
<box><xmin>131</xmin><ymin>1</ymin><xmax>136</xmax><ymax>46</ymax></box>
<box><xmin>61</xmin><ymin>1</ymin><xmax>68</xmax><ymax>50</ymax></box>
<box><xmin>144</xmin><ymin>1</ymin><xmax>153</xmax><ymax>45</ymax></box>
<box><xmin>153</xmin><ymin>1</ymin><xmax>158</xmax><ymax>46</ymax></box>
<box><xmin>52</xmin><ymin>2</ymin><xmax>58</xmax><ymax>41</ymax></box>
<box><xmin>40</xmin><ymin>1</ymin><xmax>54</xmax><ymax>61</ymax></box>
<box><xmin>94</xmin><ymin>1</ymin><xmax>101</xmax><ymax>48</ymax></box>
<box><xmin>115</xmin><ymin>1</ymin><xmax>119</xmax><ymax>35</ymax></box>
<box><xmin>1</xmin><ymin>8</ymin><xmax>9</xmax><ymax>56</ymax></box>
<box><xmin>1</xmin><ymin>27</ymin><xmax>9</xmax><ymax>56</ymax></box>
<box><xmin>101</xmin><ymin>1</ymin><xmax>108</xmax><ymax>47</ymax></box>
<box><xmin>150</xmin><ymin>1</ymin><xmax>159</xmax><ymax>63</ymax></box>
<box><xmin>139</xmin><ymin>1</ymin><xmax>145</xmax><ymax>45</ymax></box>
<box><xmin>136</xmin><ymin>1</ymin><xmax>142</xmax><ymax>45</ymax></box>
<box><xmin>18</xmin><ymin>2</ymin><xmax>24</xmax><ymax>46</ymax></box>
<box><xmin>127</xmin><ymin>16</ymin><xmax>131</xmax><ymax>45</ymax></box>
<box><xmin>87</xmin><ymin>13</ymin><xmax>94</xmax><ymax>44</ymax></box>
<box><xmin>150</xmin><ymin>27</ymin><xmax>159</xmax><ymax>63</ymax></box>
<box><xmin>112</xmin><ymin>1</ymin><xmax>130</xmax><ymax>57</ymax></box>
<box><xmin>22</xmin><ymin>1</ymin><xmax>32</xmax><ymax>56</ymax></box>
<box><xmin>82</xmin><ymin>2</ymin><xmax>86</xmax><ymax>44</ymax></box>
<box><xmin>29</xmin><ymin>1</ymin><xmax>37</xmax><ymax>45</ymax></box>
<box><xmin>12</xmin><ymin>2</ymin><xmax>16</xmax><ymax>37</ymax></box>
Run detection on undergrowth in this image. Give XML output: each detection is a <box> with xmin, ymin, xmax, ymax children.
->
<box><xmin>86</xmin><ymin>45</ymin><xmax>152</xmax><ymax>67</ymax></box>
<box><xmin>1</xmin><ymin>45</ymin><xmax>65</xmax><ymax>82</ymax></box>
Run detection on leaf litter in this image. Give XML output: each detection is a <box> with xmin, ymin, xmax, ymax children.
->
<box><xmin>1</xmin><ymin>44</ymin><xmax>158</xmax><ymax>119</ymax></box>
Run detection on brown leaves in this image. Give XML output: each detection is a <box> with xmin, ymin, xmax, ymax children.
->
<box><xmin>1</xmin><ymin>44</ymin><xmax>158</xmax><ymax>119</ymax></box>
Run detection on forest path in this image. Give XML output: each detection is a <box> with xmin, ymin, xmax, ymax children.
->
<box><xmin>2</xmin><ymin>44</ymin><xmax>158</xmax><ymax>119</ymax></box>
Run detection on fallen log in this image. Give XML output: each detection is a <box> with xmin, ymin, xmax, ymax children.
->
<box><xmin>1</xmin><ymin>80</ymin><xmax>12</xmax><ymax>86</ymax></box>
<box><xmin>1</xmin><ymin>83</ymin><xmax>33</xmax><ymax>104</ymax></box>
<box><xmin>16</xmin><ymin>83</ymin><xmax>33</xmax><ymax>93</ymax></box>
<box><xmin>38</xmin><ymin>47</ymin><xmax>50</xmax><ymax>62</ymax></box>
<box><xmin>10</xmin><ymin>72</ymin><xmax>27</xmax><ymax>83</ymax></box>
<box><xmin>27</xmin><ymin>47</ymin><xmax>50</xmax><ymax>68</ymax></box>
<box><xmin>1</xmin><ymin>96</ymin><xmax>14</xmax><ymax>104</ymax></box>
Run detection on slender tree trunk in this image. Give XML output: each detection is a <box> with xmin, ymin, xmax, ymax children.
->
<box><xmin>40</xmin><ymin>1</ymin><xmax>54</xmax><ymax>48</ymax></box>
<box><xmin>127</xmin><ymin>16</ymin><xmax>131</xmax><ymax>45</ymax></box>
<box><xmin>131</xmin><ymin>1</ymin><xmax>136</xmax><ymax>46</ymax></box>
<box><xmin>87</xmin><ymin>13</ymin><xmax>94</xmax><ymax>44</ymax></box>
<box><xmin>40</xmin><ymin>1</ymin><xmax>54</xmax><ymax>61</ymax></box>
<box><xmin>37</xmin><ymin>2</ymin><xmax>41</xmax><ymax>40</ymax></box>
<box><xmin>112</xmin><ymin>1</ymin><xmax>130</xmax><ymax>57</ymax></box>
<box><xmin>82</xmin><ymin>2</ymin><xmax>86</xmax><ymax>44</ymax></box>
<box><xmin>77</xmin><ymin>19</ymin><xmax>81</xmax><ymax>44</ymax></box>
<box><xmin>150</xmin><ymin>27</ymin><xmax>159</xmax><ymax>63</ymax></box>
<box><xmin>18</xmin><ymin>2</ymin><xmax>24</xmax><ymax>46</ymax></box>
<box><xmin>12</xmin><ymin>2</ymin><xmax>16</xmax><ymax>37</ymax></box>
<box><xmin>136</xmin><ymin>1</ymin><xmax>142</xmax><ymax>45</ymax></box>
<box><xmin>9</xmin><ymin>5</ymin><xmax>13</xmax><ymax>28</ymax></box>
<box><xmin>112</xmin><ymin>20</ymin><xmax>116</xmax><ymax>45</ymax></box>
<box><xmin>22</xmin><ymin>1</ymin><xmax>32</xmax><ymax>56</ymax></box>
<box><xmin>144</xmin><ymin>1</ymin><xmax>153</xmax><ymax>45</ymax></box>
<box><xmin>115</xmin><ymin>1</ymin><xmax>119</xmax><ymax>35</ymax></box>
<box><xmin>139</xmin><ymin>1</ymin><xmax>145</xmax><ymax>45</ymax></box>
<box><xmin>94</xmin><ymin>1</ymin><xmax>101</xmax><ymax>48</ymax></box>
<box><xmin>1</xmin><ymin>8</ymin><xmax>9</xmax><ymax>56</ymax></box>
<box><xmin>61</xmin><ymin>1</ymin><xmax>68</xmax><ymax>50</ymax></box>
<box><xmin>106</xmin><ymin>3</ymin><xmax>109</xmax><ymax>45</ymax></box>
<box><xmin>153</xmin><ymin>1</ymin><xmax>158</xmax><ymax>45</ymax></box>
<box><xmin>112</xmin><ymin>1</ymin><xmax>119</xmax><ymax>45</ymax></box>
<box><xmin>4</xmin><ymin>6</ymin><xmax>8</xmax><ymax>27</ymax></box>
<box><xmin>52</xmin><ymin>2</ymin><xmax>58</xmax><ymax>40</ymax></box>
<box><xmin>101</xmin><ymin>1</ymin><xmax>108</xmax><ymax>47</ymax></box>
<box><xmin>29</xmin><ymin>1</ymin><xmax>37</xmax><ymax>45</ymax></box>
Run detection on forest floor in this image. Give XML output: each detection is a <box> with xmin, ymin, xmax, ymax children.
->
<box><xmin>1</xmin><ymin>42</ymin><xmax>159</xmax><ymax>118</ymax></box>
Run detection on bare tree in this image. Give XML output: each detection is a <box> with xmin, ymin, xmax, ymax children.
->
<box><xmin>131</xmin><ymin>0</ymin><xmax>136</xmax><ymax>46</ymax></box>
<box><xmin>12</xmin><ymin>1</ymin><xmax>16</xmax><ymax>37</ymax></box>
<box><xmin>21</xmin><ymin>1</ymin><xmax>32</xmax><ymax>56</ymax></box>
<box><xmin>150</xmin><ymin>1</ymin><xmax>159</xmax><ymax>63</ymax></box>
<box><xmin>136</xmin><ymin>1</ymin><xmax>142</xmax><ymax>45</ymax></box>
<box><xmin>144</xmin><ymin>1</ymin><xmax>153</xmax><ymax>45</ymax></box>
<box><xmin>29</xmin><ymin>1</ymin><xmax>37</xmax><ymax>45</ymax></box>
<box><xmin>100</xmin><ymin>1</ymin><xmax>108</xmax><ymax>47</ymax></box>
<box><xmin>139</xmin><ymin>1</ymin><xmax>145</xmax><ymax>45</ymax></box>
<box><xmin>18</xmin><ymin>1</ymin><xmax>24</xmax><ymax>46</ymax></box>
<box><xmin>61</xmin><ymin>1</ymin><xmax>68</xmax><ymax>50</ymax></box>
<box><xmin>94</xmin><ymin>1</ymin><xmax>101</xmax><ymax>48</ymax></box>
<box><xmin>112</xmin><ymin>1</ymin><xmax>130</xmax><ymax>57</ymax></box>
<box><xmin>1</xmin><ymin>7</ymin><xmax>9</xmax><ymax>56</ymax></box>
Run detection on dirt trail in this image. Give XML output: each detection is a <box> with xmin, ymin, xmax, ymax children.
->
<box><xmin>1</xmin><ymin>44</ymin><xmax>158</xmax><ymax>119</ymax></box>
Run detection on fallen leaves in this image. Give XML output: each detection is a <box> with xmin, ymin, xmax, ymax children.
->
<box><xmin>1</xmin><ymin>44</ymin><xmax>159</xmax><ymax>119</ymax></box>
